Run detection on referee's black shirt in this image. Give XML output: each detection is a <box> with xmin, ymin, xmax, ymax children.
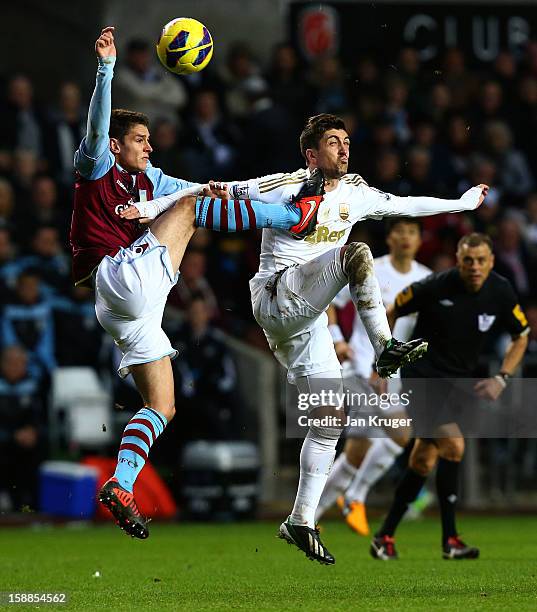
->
<box><xmin>395</xmin><ymin>268</ymin><xmax>529</xmax><ymax>377</ymax></box>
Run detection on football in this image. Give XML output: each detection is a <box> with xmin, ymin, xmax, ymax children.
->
<box><xmin>156</xmin><ymin>17</ymin><xmax>213</xmax><ymax>75</ymax></box>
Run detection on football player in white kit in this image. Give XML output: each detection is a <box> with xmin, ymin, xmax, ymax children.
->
<box><xmin>133</xmin><ymin>113</ymin><xmax>488</xmax><ymax>563</ymax></box>
<box><xmin>315</xmin><ymin>217</ymin><xmax>431</xmax><ymax>536</ymax></box>
<box><xmin>217</xmin><ymin>114</ymin><xmax>488</xmax><ymax>564</ymax></box>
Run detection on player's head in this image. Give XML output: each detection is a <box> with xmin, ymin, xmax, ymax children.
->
<box><xmin>109</xmin><ymin>109</ymin><xmax>152</xmax><ymax>172</ymax></box>
<box><xmin>456</xmin><ymin>232</ymin><xmax>494</xmax><ymax>292</ymax></box>
<box><xmin>385</xmin><ymin>218</ymin><xmax>422</xmax><ymax>260</ymax></box>
<box><xmin>300</xmin><ymin>114</ymin><xmax>349</xmax><ymax>179</ymax></box>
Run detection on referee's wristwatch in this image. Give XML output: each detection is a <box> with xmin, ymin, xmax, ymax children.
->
<box><xmin>495</xmin><ymin>371</ymin><xmax>510</xmax><ymax>388</ymax></box>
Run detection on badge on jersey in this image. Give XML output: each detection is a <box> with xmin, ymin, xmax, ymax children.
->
<box><xmin>339</xmin><ymin>202</ymin><xmax>350</xmax><ymax>221</ymax></box>
<box><xmin>478</xmin><ymin>313</ymin><xmax>496</xmax><ymax>332</ymax></box>
<box><xmin>139</xmin><ymin>190</ymin><xmax>147</xmax><ymax>202</ymax></box>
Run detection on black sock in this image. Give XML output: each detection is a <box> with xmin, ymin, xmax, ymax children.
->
<box><xmin>436</xmin><ymin>458</ymin><xmax>459</xmax><ymax>545</ymax></box>
<box><xmin>377</xmin><ymin>468</ymin><xmax>426</xmax><ymax>537</ymax></box>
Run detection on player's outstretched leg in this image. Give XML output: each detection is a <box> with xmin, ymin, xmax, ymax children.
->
<box><xmin>99</xmin><ymin>404</ymin><xmax>168</xmax><ymax>538</ymax></box>
<box><xmin>194</xmin><ymin>168</ymin><xmax>323</xmax><ymax>237</ymax></box>
<box><xmin>342</xmin><ymin>243</ymin><xmax>428</xmax><ymax>377</ymax></box>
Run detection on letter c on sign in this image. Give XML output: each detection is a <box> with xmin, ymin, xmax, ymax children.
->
<box><xmin>404</xmin><ymin>14</ymin><xmax>437</xmax><ymax>62</ymax></box>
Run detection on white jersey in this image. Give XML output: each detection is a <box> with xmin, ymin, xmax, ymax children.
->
<box><xmin>333</xmin><ymin>255</ymin><xmax>431</xmax><ymax>378</ymax></box>
<box><xmin>227</xmin><ymin>169</ymin><xmax>482</xmax><ymax>281</ymax></box>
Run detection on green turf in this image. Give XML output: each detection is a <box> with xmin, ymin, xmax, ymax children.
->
<box><xmin>1</xmin><ymin>516</ymin><xmax>537</xmax><ymax>611</ymax></box>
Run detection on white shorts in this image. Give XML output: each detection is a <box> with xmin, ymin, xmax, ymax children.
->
<box><xmin>250</xmin><ymin>248</ymin><xmax>347</xmax><ymax>382</ymax></box>
<box><xmin>95</xmin><ymin>230</ymin><xmax>179</xmax><ymax>378</ymax></box>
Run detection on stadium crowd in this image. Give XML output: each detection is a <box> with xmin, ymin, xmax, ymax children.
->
<box><xmin>0</xmin><ymin>38</ymin><xmax>537</xmax><ymax>509</ymax></box>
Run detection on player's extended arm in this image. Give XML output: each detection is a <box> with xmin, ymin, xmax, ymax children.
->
<box><xmin>74</xmin><ymin>27</ymin><xmax>116</xmax><ymax>178</ymax></box>
<box><xmin>366</xmin><ymin>185</ymin><xmax>489</xmax><ymax>218</ymax></box>
<box><xmin>500</xmin><ymin>333</ymin><xmax>529</xmax><ymax>375</ymax></box>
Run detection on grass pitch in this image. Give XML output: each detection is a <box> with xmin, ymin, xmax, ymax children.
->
<box><xmin>1</xmin><ymin>516</ymin><xmax>537</xmax><ymax>611</ymax></box>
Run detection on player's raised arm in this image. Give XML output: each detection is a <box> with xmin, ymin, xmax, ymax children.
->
<box><xmin>362</xmin><ymin>183</ymin><xmax>489</xmax><ymax>219</ymax></box>
<box><xmin>74</xmin><ymin>27</ymin><xmax>117</xmax><ymax>179</ymax></box>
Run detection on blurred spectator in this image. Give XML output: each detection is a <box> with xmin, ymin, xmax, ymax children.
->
<box><xmin>44</xmin><ymin>82</ymin><xmax>85</xmax><ymax>188</ymax></box>
<box><xmin>428</xmin><ymin>83</ymin><xmax>452</xmax><ymax>124</ymax></box>
<box><xmin>524</xmin><ymin>193</ymin><xmax>537</xmax><ymax>253</ymax></box>
<box><xmin>0</xmin><ymin>229</ymin><xmax>17</xmax><ymax>302</ymax></box>
<box><xmin>171</xmin><ymin>294</ymin><xmax>239</xmax><ymax>440</ymax></box>
<box><xmin>494</xmin><ymin>216</ymin><xmax>537</xmax><ymax>298</ymax></box>
<box><xmin>181</xmin><ymin>89</ymin><xmax>240</xmax><ymax>181</ymax></box>
<box><xmin>114</xmin><ymin>39</ymin><xmax>187</xmax><ymax>125</ymax></box>
<box><xmin>1</xmin><ymin>270</ymin><xmax>56</xmax><ymax>375</ymax></box>
<box><xmin>220</xmin><ymin>42</ymin><xmax>262</xmax><ymax>118</ymax></box>
<box><xmin>400</xmin><ymin>146</ymin><xmax>435</xmax><ymax>196</ymax></box>
<box><xmin>20</xmin><ymin>176</ymin><xmax>69</xmax><ymax>241</ymax></box>
<box><xmin>310</xmin><ymin>56</ymin><xmax>349</xmax><ymax>115</ymax></box>
<box><xmin>52</xmin><ymin>286</ymin><xmax>104</xmax><ymax>368</ymax></box>
<box><xmin>266</xmin><ymin>43</ymin><xmax>313</xmax><ymax>121</ymax></box>
<box><xmin>471</xmin><ymin>80</ymin><xmax>507</xmax><ymax>136</ymax></box>
<box><xmin>442</xmin><ymin>48</ymin><xmax>475</xmax><ymax>110</ymax></box>
<box><xmin>0</xmin><ymin>75</ymin><xmax>44</xmax><ymax>159</ymax></box>
<box><xmin>445</xmin><ymin>115</ymin><xmax>474</xmax><ymax>190</ymax></box>
<box><xmin>148</xmin><ymin>119</ymin><xmax>185</xmax><ymax>176</ymax></box>
<box><xmin>11</xmin><ymin>149</ymin><xmax>39</xmax><ymax>203</ymax></box>
<box><xmin>483</xmin><ymin>121</ymin><xmax>534</xmax><ymax>202</ymax></box>
<box><xmin>410</xmin><ymin>115</ymin><xmax>451</xmax><ymax>192</ymax></box>
<box><xmin>372</xmin><ymin>149</ymin><xmax>403</xmax><ymax>193</ymax></box>
<box><xmin>168</xmin><ymin>249</ymin><xmax>218</xmax><ymax>317</ymax></box>
<box><xmin>384</xmin><ymin>77</ymin><xmax>411</xmax><ymax>144</ymax></box>
<box><xmin>397</xmin><ymin>47</ymin><xmax>421</xmax><ymax>92</ymax></box>
<box><xmin>348</xmin><ymin>55</ymin><xmax>382</xmax><ymax>100</ymax></box>
<box><xmin>0</xmin><ymin>345</ymin><xmax>45</xmax><ymax>510</ymax></box>
<box><xmin>3</xmin><ymin>226</ymin><xmax>70</xmax><ymax>295</ymax></box>
<box><xmin>493</xmin><ymin>52</ymin><xmax>517</xmax><ymax>103</ymax></box>
<box><xmin>514</xmin><ymin>76</ymin><xmax>537</xmax><ymax>179</ymax></box>
<box><xmin>0</xmin><ymin>178</ymin><xmax>15</xmax><ymax>232</ymax></box>
<box><xmin>430</xmin><ymin>252</ymin><xmax>455</xmax><ymax>272</ymax></box>
<box><xmin>241</xmin><ymin>77</ymin><xmax>302</xmax><ymax>176</ymax></box>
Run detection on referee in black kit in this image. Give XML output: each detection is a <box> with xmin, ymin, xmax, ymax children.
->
<box><xmin>370</xmin><ymin>233</ymin><xmax>529</xmax><ymax>561</ymax></box>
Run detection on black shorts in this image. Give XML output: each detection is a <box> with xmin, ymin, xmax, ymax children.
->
<box><xmin>401</xmin><ymin>375</ymin><xmax>478</xmax><ymax>437</ymax></box>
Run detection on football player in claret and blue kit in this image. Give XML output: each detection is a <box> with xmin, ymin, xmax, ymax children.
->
<box><xmin>70</xmin><ymin>26</ymin><xmax>317</xmax><ymax>539</ymax></box>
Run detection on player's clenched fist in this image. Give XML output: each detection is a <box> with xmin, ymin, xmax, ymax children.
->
<box><xmin>95</xmin><ymin>26</ymin><xmax>116</xmax><ymax>59</ymax></box>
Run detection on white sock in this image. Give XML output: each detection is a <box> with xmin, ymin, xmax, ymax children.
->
<box><xmin>315</xmin><ymin>453</ymin><xmax>358</xmax><ymax>522</ymax></box>
<box><xmin>290</xmin><ymin>429</ymin><xmax>340</xmax><ymax>528</ymax></box>
<box><xmin>345</xmin><ymin>437</ymin><xmax>403</xmax><ymax>503</ymax></box>
<box><xmin>346</xmin><ymin>249</ymin><xmax>391</xmax><ymax>358</ymax></box>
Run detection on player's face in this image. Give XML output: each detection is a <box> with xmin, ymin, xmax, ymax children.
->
<box><xmin>308</xmin><ymin>129</ymin><xmax>350</xmax><ymax>179</ymax></box>
<box><xmin>386</xmin><ymin>222</ymin><xmax>422</xmax><ymax>259</ymax></box>
<box><xmin>112</xmin><ymin>124</ymin><xmax>153</xmax><ymax>172</ymax></box>
<box><xmin>456</xmin><ymin>243</ymin><xmax>495</xmax><ymax>292</ymax></box>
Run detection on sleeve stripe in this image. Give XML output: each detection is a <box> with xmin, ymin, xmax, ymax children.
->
<box><xmin>259</xmin><ymin>178</ymin><xmax>306</xmax><ymax>194</ymax></box>
<box><xmin>258</xmin><ymin>170</ymin><xmax>307</xmax><ymax>191</ymax></box>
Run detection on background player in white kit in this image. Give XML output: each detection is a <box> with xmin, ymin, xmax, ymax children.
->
<box><xmin>315</xmin><ymin>217</ymin><xmax>431</xmax><ymax>536</ymax></box>
<box><xmin>216</xmin><ymin>114</ymin><xmax>489</xmax><ymax>564</ymax></box>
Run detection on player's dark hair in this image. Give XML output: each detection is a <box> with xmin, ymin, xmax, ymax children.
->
<box><xmin>457</xmin><ymin>232</ymin><xmax>493</xmax><ymax>252</ymax></box>
<box><xmin>385</xmin><ymin>217</ymin><xmax>422</xmax><ymax>234</ymax></box>
<box><xmin>300</xmin><ymin>114</ymin><xmax>347</xmax><ymax>160</ymax></box>
<box><xmin>110</xmin><ymin>109</ymin><xmax>149</xmax><ymax>142</ymax></box>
